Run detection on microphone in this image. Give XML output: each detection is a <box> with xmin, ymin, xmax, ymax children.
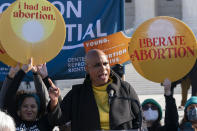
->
<box><xmin>109</xmin><ymin>89</ymin><xmax>115</xmax><ymax>98</ymax></box>
<box><xmin>107</xmin><ymin>88</ymin><xmax>116</xmax><ymax>104</ymax></box>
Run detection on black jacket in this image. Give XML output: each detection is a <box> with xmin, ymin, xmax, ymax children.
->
<box><xmin>147</xmin><ymin>95</ymin><xmax>179</xmax><ymax>131</ymax></box>
<box><xmin>49</xmin><ymin>72</ymin><xmax>142</xmax><ymax>131</ymax></box>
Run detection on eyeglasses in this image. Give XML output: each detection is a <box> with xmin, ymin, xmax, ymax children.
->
<box><xmin>142</xmin><ymin>104</ymin><xmax>158</xmax><ymax>110</ymax></box>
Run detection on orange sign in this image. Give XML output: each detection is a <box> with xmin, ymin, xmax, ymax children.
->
<box><xmin>84</xmin><ymin>32</ymin><xmax>130</xmax><ymax>66</ymax></box>
<box><xmin>0</xmin><ymin>0</ymin><xmax>66</xmax><ymax>65</ymax></box>
<box><xmin>129</xmin><ymin>16</ymin><xmax>197</xmax><ymax>83</ymax></box>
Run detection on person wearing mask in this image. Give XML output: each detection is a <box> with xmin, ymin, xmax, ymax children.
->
<box><xmin>179</xmin><ymin>96</ymin><xmax>197</xmax><ymax>131</ymax></box>
<box><xmin>142</xmin><ymin>79</ymin><xmax>179</xmax><ymax>131</ymax></box>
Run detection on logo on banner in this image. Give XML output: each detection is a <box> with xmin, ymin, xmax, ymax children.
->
<box><xmin>0</xmin><ymin>0</ymin><xmax>66</xmax><ymax>65</ymax></box>
<box><xmin>129</xmin><ymin>16</ymin><xmax>197</xmax><ymax>83</ymax></box>
<box><xmin>84</xmin><ymin>32</ymin><xmax>130</xmax><ymax>66</ymax></box>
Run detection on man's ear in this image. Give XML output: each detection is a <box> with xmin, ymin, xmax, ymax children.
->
<box><xmin>85</xmin><ymin>65</ymin><xmax>89</xmax><ymax>73</ymax></box>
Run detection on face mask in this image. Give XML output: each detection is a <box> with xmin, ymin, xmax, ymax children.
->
<box><xmin>143</xmin><ymin>108</ymin><xmax>159</xmax><ymax>121</ymax></box>
<box><xmin>187</xmin><ymin>107</ymin><xmax>197</xmax><ymax>121</ymax></box>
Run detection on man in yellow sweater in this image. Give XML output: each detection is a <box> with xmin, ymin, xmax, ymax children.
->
<box><xmin>48</xmin><ymin>49</ymin><xmax>142</xmax><ymax>131</ymax></box>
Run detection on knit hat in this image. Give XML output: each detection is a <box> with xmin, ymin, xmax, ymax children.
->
<box><xmin>142</xmin><ymin>98</ymin><xmax>162</xmax><ymax>121</ymax></box>
<box><xmin>185</xmin><ymin>96</ymin><xmax>197</xmax><ymax>111</ymax></box>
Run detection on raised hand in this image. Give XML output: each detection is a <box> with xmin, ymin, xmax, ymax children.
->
<box><xmin>8</xmin><ymin>64</ymin><xmax>20</xmax><ymax>78</ymax></box>
<box><xmin>31</xmin><ymin>65</ymin><xmax>37</xmax><ymax>73</ymax></box>
<box><xmin>48</xmin><ymin>78</ymin><xmax>60</xmax><ymax>110</ymax></box>
<box><xmin>21</xmin><ymin>58</ymin><xmax>33</xmax><ymax>73</ymax></box>
<box><xmin>36</xmin><ymin>63</ymin><xmax>48</xmax><ymax>79</ymax></box>
<box><xmin>163</xmin><ymin>78</ymin><xmax>171</xmax><ymax>96</ymax></box>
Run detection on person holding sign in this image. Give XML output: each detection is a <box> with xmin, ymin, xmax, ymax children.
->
<box><xmin>142</xmin><ymin>79</ymin><xmax>179</xmax><ymax>131</ymax></box>
<box><xmin>3</xmin><ymin>59</ymin><xmax>57</xmax><ymax>131</ymax></box>
<box><xmin>0</xmin><ymin>65</ymin><xmax>20</xmax><ymax>109</ymax></box>
<box><xmin>48</xmin><ymin>49</ymin><xmax>143</xmax><ymax>130</ymax></box>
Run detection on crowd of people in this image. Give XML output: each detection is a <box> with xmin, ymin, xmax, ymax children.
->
<box><xmin>0</xmin><ymin>49</ymin><xmax>197</xmax><ymax>131</ymax></box>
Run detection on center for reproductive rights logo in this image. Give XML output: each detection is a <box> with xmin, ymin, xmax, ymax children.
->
<box><xmin>11</xmin><ymin>0</ymin><xmax>56</xmax><ymax>43</ymax></box>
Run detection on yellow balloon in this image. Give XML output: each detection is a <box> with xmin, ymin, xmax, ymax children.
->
<box><xmin>0</xmin><ymin>0</ymin><xmax>66</xmax><ymax>65</ymax></box>
<box><xmin>0</xmin><ymin>42</ymin><xmax>18</xmax><ymax>67</ymax></box>
<box><xmin>0</xmin><ymin>12</ymin><xmax>17</xmax><ymax>66</ymax></box>
<box><xmin>129</xmin><ymin>16</ymin><xmax>197</xmax><ymax>83</ymax></box>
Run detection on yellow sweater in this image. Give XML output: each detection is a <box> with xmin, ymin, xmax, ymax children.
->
<box><xmin>92</xmin><ymin>81</ymin><xmax>112</xmax><ymax>130</ymax></box>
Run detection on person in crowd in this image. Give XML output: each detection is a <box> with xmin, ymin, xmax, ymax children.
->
<box><xmin>36</xmin><ymin>63</ymin><xmax>68</xmax><ymax>130</ymax></box>
<box><xmin>179</xmin><ymin>96</ymin><xmax>197</xmax><ymax>131</ymax></box>
<box><xmin>111</xmin><ymin>63</ymin><xmax>125</xmax><ymax>80</ymax></box>
<box><xmin>0</xmin><ymin>64</ymin><xmax>20</xmax><ymax>109</ymax></box>
<box><xmin>37</xmin><ymin>63</ymin><xmax>62</xmax><ymax>104</ymax></box>
<box><xmin>142</xmin><ymin>78</ymin><xmax>179</xmax><ymax>131</ymax></box>
<box><xmin>0</xmin><ymin>110</ymin><xmax>16</xmax><ymax>131</ymax></box>
<box><xmin>48</xmin><ymin>49</ymin><xmax>143</xmax><ymax>130</ymax></box>
<box><xmin>189</xmin><ymin>59</ymin><xmax>197</xmax><ymax>96</ymax></box>
<box><xmin>179</xmin><ymin>76</ymin><xmax>191</xmax><ymax>110</ymax></box>
<box><xmin>3</xmin><ymin>59</ymin><xmax>57</xmax><ymax>131</ymax></box>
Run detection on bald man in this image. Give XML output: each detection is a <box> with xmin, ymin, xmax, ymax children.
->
<box><xmin>85</xmin><ymin>49</ymin><xmax>111</xmax><ymax>87</ymax></box>
<box><xmin>49</xmin><ymin>49</ymin><xmax>142</xmax><ymax>131</ymax></box>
